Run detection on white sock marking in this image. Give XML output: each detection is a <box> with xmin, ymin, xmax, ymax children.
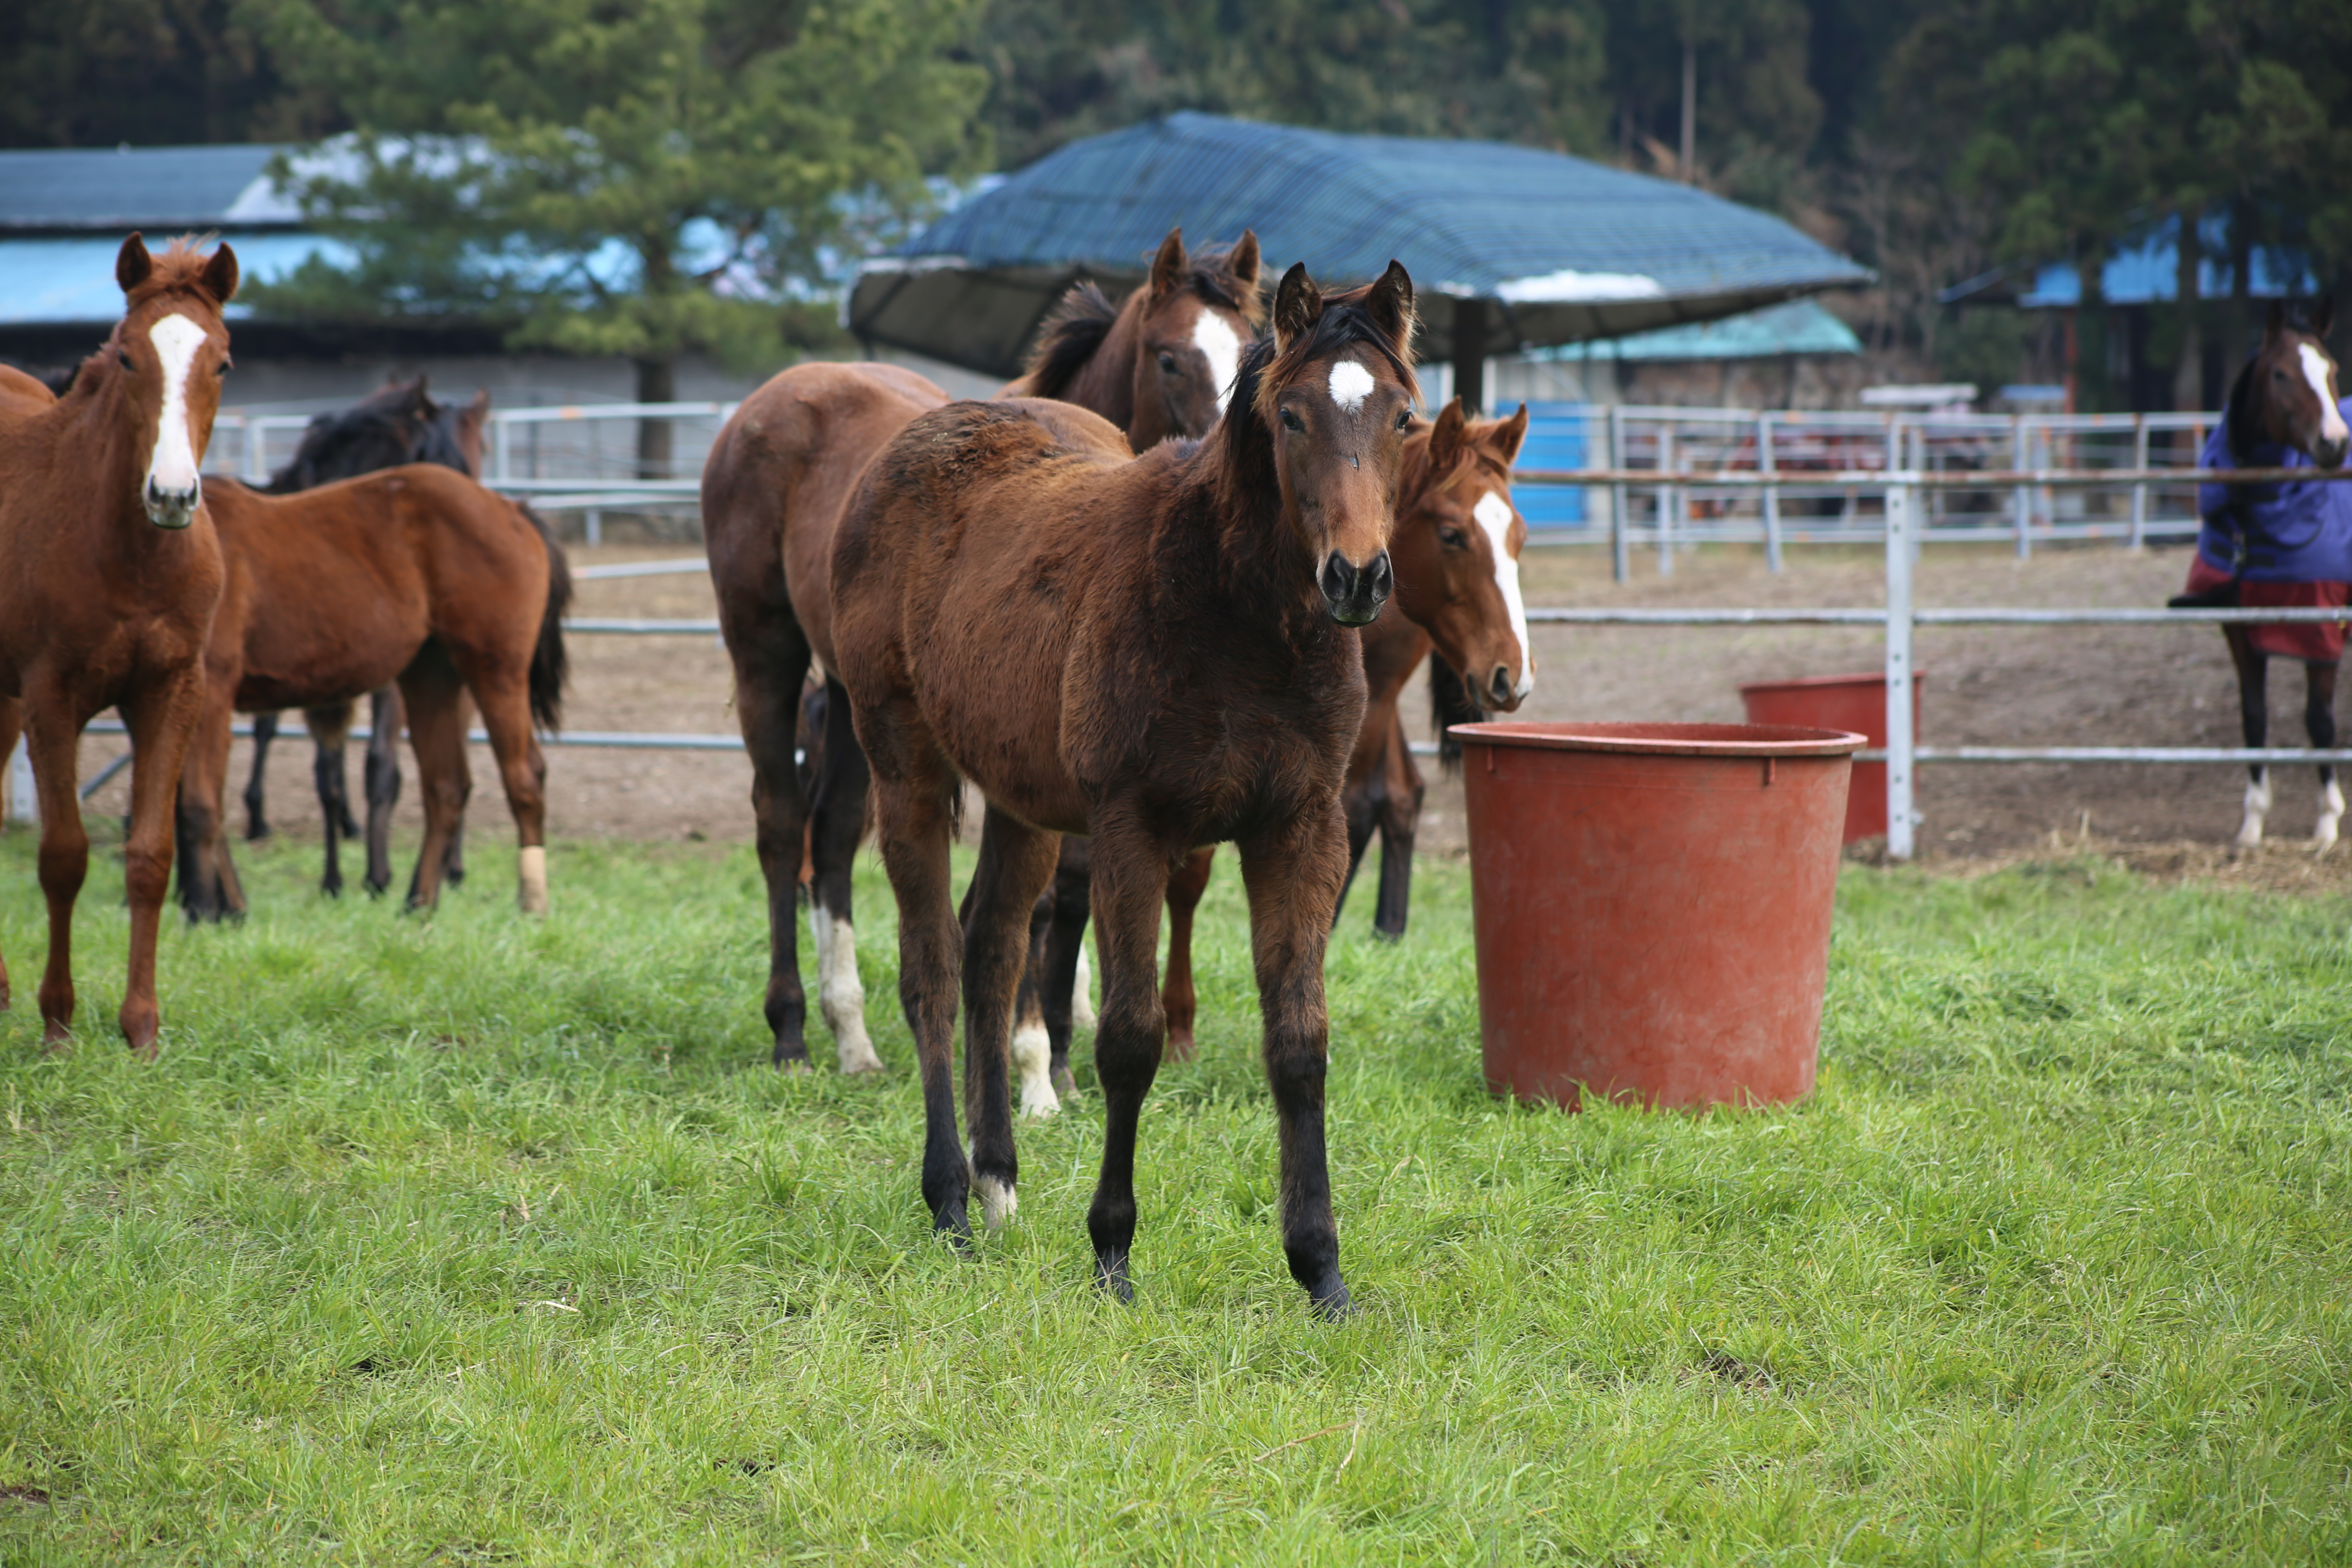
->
<box><xmin>2238</xmin><ymin>771</ymin><xmax>2272</xmax><ymax>849</ymax></box>
<box><xmin>810</xmin><ymin>904</ymin><xmax>882</xmax><ymax>1073</ymax></box>
<box><xmin>2298</xmin><ymin>345</ymin><xmax>2348</xmax><ymax>446</ymax></box>
<box><xmin>517</xmin><ymin>845</ymin><xmax>548</xmax><ymax>915</ymax></box>
<box><xmin>2319</xmin><ymin>779</ymin><xmax>2344</xmax><ymax>852</ymax></box>
<box><xmin>1193</xmin><ymin>311</ymin><xmax>1243</xmax><ymax>416</ymax></box>
<box><xmin>1072</xmin><ymin>940</ymin><xmax>1096</xmax><ymax>1031</ymax></box>
<box><xmin>1012</xmin><ymin>1017</ymin><xmax>1058</xmax><ymax>1118</ymax></box>
<box><xmin>145</xmin><ymin>314</ymin><xmax>207</xmax><ymax>512</ymax></box>
<box><xmin>1473</xmin><ymin>490</ymin><xmax>1535</xmax><ymax>699</ymax></box>
<box><xmin>1328</xmin><ymin>358</ymin><xmax>1374</xmax><ymax>413</ymax></box>
<box><xmin>976</xmin><ymin>1175</ymin><xmax>1016</xmax><ymax>1230</ymax></box>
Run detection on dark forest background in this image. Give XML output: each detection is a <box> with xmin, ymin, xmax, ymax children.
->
<box><xmin>5</xmin><ymin>0</ymin><xmax>2346</xmax><ymax>406</ymax></box>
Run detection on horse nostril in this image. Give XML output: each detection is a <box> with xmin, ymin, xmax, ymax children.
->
<box><xmin>1490</xmin><ymin>667</ymin><xmax>1513</xmax><ymax>706</ymax></box>
<box><xmin>1366</xmin><ymin>549</ymin><xmax>1393</xmax><ymax>602</ymax></box>
<box><xmin>1319</xmin><ymin>550</ymin><xmax>1356</xmax><ymax>606</ymax></box>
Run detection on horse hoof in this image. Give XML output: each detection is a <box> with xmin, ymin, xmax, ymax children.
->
<box><xmin>1050</xmin><ymin>1062</ymin><xmax>1077</xmax><ymax>1099</ymax></box>
<box><xmin>1308</xmin><ymin>1276</ymin><xmax>1354</xmax><ymax>1321</ymax></box>
<box><xmin>771</xmin><ymin>1045</ymin><xmax>812</xmax><ymax>1074</ymax></box>
<box><xmin>1164</xmin><ymin>1031</ymin><xmax>1196</xmax><ymax>1064</ymax></box>
<box><xmin>976</xmin><ymin>1176</ymin><xmax>1018</xmax><ymax>1230</ymax></box>
<box><xmin>837</xmin><ymin>1044</ymin><xmax>886</xmax><ymax>1076</ymax></box>
<box><xmin>1096</xmin><ymin>1253</ymin><xmax>1135</xmax><ymax>1304</ymax></box>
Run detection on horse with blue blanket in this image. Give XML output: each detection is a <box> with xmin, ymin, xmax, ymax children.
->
<box><xmin>2176</xmin><ymin>301</ymin><xmax>2350</xmax><ymax>849</ymax></box>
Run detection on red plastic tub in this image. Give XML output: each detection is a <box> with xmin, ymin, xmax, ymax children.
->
<box><xmin>1737</xmin><ymin>673</ymin><xmax>1922</xmax><ymax>845</ymax></box>
<box><xmin>1453</xmin><ymin>722</ymin><xmax>1864</xmax><ymax>1112</ymax></box>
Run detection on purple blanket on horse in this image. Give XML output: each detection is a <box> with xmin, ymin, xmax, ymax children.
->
<box><xmin>2196</xmin><ymin>401</ymin><xmax>2352</xmax><ymax>583</ymax></box>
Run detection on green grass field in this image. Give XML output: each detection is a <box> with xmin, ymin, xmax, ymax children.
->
<box><xmin>2</xmin><ymin>828</ymin><xmax>2348</xmax><ymax>1564</ymax></box>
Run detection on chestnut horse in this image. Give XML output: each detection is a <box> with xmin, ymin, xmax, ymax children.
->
<box><xmin>174</xmin><ymin>465</ymin><xmax>568</xmax><ymax>917</ymax></box>
<box><xmin>1013</xmin><ymin>399</ymin><xmax>1536</xmax><ymax>1105</ymax></box>
<box><xmin>243</xmin><ymin>376</ymin><xmax>491</xmax><ymax>907</ymax></box>
<box><xmin>701</xmin><ymin>227</ymin><xmax>1260</xmax><ymax>1074</ymax></box>
<box><xmin>2172</xmin><ymin>300</ymin><xmax>2351</xmax><ymax>848</ymax></box>
<box><xmin>0</xmin><ymin>234</ymin><xmax>238</xmax><ymax>1053</ymax></box>
<box><xmin>830</xmin><ymin>262</ymin><xmax>1419</xmax><ymax>1314</ymax></box>
<box><xmin>243</xmin><ymin>378</ymin><xmax>492</xmax><ymax>903</ymax></box>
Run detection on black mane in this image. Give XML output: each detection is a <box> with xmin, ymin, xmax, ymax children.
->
<box><xmin>266</xmin><ymin>380</ymin><xmax>474</xmax><ymax>492</ymax></box>
<box><xmin>1020</xmin><ymin>283</ymin><xmax>1119</xmax><ymax>399</ymax></box>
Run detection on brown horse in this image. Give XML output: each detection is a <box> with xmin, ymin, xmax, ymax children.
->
<box><xmin>0</xmin><ymin>234</ymin><xmax>238</xmax><ymax>1054</ymax></box>
<box><xmin>2171</xmin><ymin>301</ymin><xmax>2351</xmax><ymax>849</ymax></box>
<box><xmin>174</xmin><ymin>465</ymin><xmax>569</xmax><ymax>918</ymax></box>
<box><xmin>1019</xmin><ymin>399</ymin><xmax>1535</xmax><ymax>1099</ymax></box>
<box><xmin>830</xmin><ymin>261</ymin><xmax>1419</xmax><ymax>1314</ymax></box>
<box><xmin>701</xmin><ymin>227</ymin><xmax>1261</xmax><ymax>1074</ymax></box>
<box><xmin>243</xmin><ymin>377</ymin><xmax>493</xmax><ymax>901</ymax></box>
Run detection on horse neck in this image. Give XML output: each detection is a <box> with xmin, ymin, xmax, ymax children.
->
<box><xmin>1183</xmin><ymin>416</ymin><xmax>1323</xmax><ymax>633</ymax></box>
<box><xmin>50</xmin><ymin>370</ymin><xmax>173</xmax><ymax>553</ymax></box>
<box><xmin>1061</xmin><ymin>296</ymin><xmax>1144</xmax><ymax>434</ymax></box>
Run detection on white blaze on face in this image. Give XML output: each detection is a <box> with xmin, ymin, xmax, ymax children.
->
<box><xmin>1193</xmin><ymin>310</ymin><xmax>1243</xmax><ymax>415</ymax></box>
<box><xmin>2298</xmin><ymin>344</ymin><xmax>2349</xmax><ymax>446</ymax></box>
<box><xmin>1473</xmin><ymin>490</ymin><xmax>1535</xmax><ymax>699</ymax></box>
<box><xmin>1328</xmin><ymin>358</ymin><xmax>1375</xmax><ymax>414</ymax></box>
<box><xmin>145</xmin><ymin>313</ymin><xmax>208</xmax><ymax>500</ymax></box>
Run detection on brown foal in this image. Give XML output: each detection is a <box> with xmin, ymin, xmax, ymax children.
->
<box><xmin>175</xmin><ymin>467</ymin><xmax>569</xmax><ymax>918</ymax></box>
<box><xmin>700</xmin><ymin>227</ymin><xmax>1259</xmax><ymax>1076</ymax></box>
<box><xmin>0</xmin><ymin>234</ymin><xmax>237</xmax><ymax>1054</ymax></box>
<box><xmin>830</xmin><ymin>262</ymin><xmax>1419</xmax><ymax>1314</ymax></box>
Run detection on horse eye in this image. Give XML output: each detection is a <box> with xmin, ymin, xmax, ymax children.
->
<box><xmin>215</xmin><ymin>360</ymin><xmax>232</xmax><ymax>376</ymax></box>
<box><xmin>1394</xmin><ymin>409</ymin><xmax>1411</xmax><ymax>431</ymax></box>
<box><xmin>1279</xmin><ymin>406</ymin><xmax>1302</xmax><ymax>432</ymax></box>
<box><xmin>117</xmin><ymin>351</ymin><xmax>134</xmax><ymax>371</ymax></box>
<box><xmin>1157</xmin><ymin>353</ymin><xmax>1177</xmax><ymax>374</ymax></box>
<box><xmin>1439</xmin><ymin>528</ymin><xmax>1467</xmax><ymax>548</ymax></box>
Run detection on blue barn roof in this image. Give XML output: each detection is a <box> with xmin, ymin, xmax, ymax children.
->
<box><xmin>848</xmin><ymin>112</ymin><xmax>1871</xmax><ymax>377</ymax></box>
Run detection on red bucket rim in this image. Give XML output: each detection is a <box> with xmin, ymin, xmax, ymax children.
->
<box><xmin>1737</xmin><ymin>670</ymin><xmax>1927</xmax><ymax>697</ymax></box>
<box><xmin>1448</xmin><ymin>720</ymin><xmax>1868</xmax><ymax>757</ymax></box>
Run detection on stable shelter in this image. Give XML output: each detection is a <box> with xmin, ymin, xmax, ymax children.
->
<box><xmin>846</xmin><ymin>111</ymin><xmax>1871</xmax><ymax>413</ymax></box>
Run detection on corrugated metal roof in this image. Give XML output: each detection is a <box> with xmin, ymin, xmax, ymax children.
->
<box><xmin>0</xmin><ymin>144</ymin><xmax>301</xmax><ymax>233</ymax></box>
<box><xmin>850</xmin><ymin>113</ymin><xmax>1869</xmax><ymax>376</ymax></box>
<box><xmin>0</xmin><ymin>234</ymin><xmax>350</xmax><ymax>324</ymax></box>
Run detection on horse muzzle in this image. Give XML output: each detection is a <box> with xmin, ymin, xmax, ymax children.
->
<box><xmin>1485</xmin><ymin>663</ymin><xmax>1534</xmax><ymax>712</ymax></box>
<box><xmin>144</xmin><ymin>479</ymin><xmax>198</xmax><ymax>530</ymax></box>
<box><xmin>1319</xmin><ymin>548</ymin><xmax>1392</xmax><ymax>626</ymax></box>
<box><xmin>2317</xmin><ymin>434</ymin><xmax>2350</xmax><ymax>471</ymax></box>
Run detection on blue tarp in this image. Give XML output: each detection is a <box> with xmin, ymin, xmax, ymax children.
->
<box><xmin>2196</xmin><ymin>408</ymin><xmax>2352</xmax><ymax>583</ymax></box>
<box><xmin>849</xmin><ymin>112</ymin><xmax>1870</xmax><ymax>377</ymax></box>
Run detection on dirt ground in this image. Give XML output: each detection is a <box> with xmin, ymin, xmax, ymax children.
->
<box><xmin>46</xmin><ymin>536</ymin><xmax>2352</xmax><ymax>891</ymax></box>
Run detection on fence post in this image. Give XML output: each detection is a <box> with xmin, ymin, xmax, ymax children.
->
<box><xmin>1608</xmin><ymin>404</ymin><xmax>1629</xmax><ymax>584</ymax></box>
<box><xmin>1657</xmin><ymin>419</ymin><xmax>1676</xmax><ymax>579</ymax></box>
<box><xmin>494</xmin><ymin>415</ymin><xmax>513</xmax><ymax>484</ymax></box>
<box><xmin>2011</xmin><ymin>414</ymin><xmax>2031</xmax><ymax>559</ymax></box>
<box><xmin>6</xmin><ymin>734</ymin><xmax>33</xmax><ymax>829</ymax></box>
<box><xmin>243</xmin><ymin>417</ymin><xmax>265</xmax><ymax>483</ymax></box>
<box><xmin>1758</xmin><ymin>410</ymin><xmax>1782</xmax><ymax>572</ymax></box>
<box><xmin>2129</xmin><ymin>413</ymin><xmax>2149</xmax><ymax>549</ymax></box>
<box><xmin>1884</xmin><ymin>482</ymin><xmax>1916</xmax><ymax>861</ymax></box>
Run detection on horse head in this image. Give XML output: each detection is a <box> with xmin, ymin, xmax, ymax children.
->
<box><xmin>1393</xmin><ymin>399</ymin><xmax>1535</xmax><ymax>711</ymax></box>
<box><xmin>110</xmin><ymin>232</ymin><xmax>237</xmax><ymax>528</ymax></box>
<box><xmin>1126</xmin><ymin>228</ymin><xmax>1262</xmax><ymax>450</ymax></box>
<box><xmin>2241</xmin><ymin>298</ymin><xmax>2346</xmax><ymax>470</ymax></box>
<box><xmin>1247</xmin><ymin>259</ymin><xmax>1419</xmax><ymax>626</ymax></box>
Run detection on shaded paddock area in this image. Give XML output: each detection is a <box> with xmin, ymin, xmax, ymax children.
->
<box><xmin>2</xmin><ymin>835</ymin><xmax>2346</xmax><ymax>1562</ymax></box>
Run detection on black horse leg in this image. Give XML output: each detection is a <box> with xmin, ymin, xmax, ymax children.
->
<box><xmin>243</xmin><ymin>710</ymin><xmax>277</xmax><ymax>841</ymax></box>
<box><xmin>314</xmin><ymin>730</ymin><xmax>347</xmax><ymax>898</ymax></box>
<box><xmin>1038</xmin><ymin>838</ymin><xmax>1091</xmax><ymax>1098</ymax></box>
<box><xmin>363</xmin><ymin>686</ymin><xmax>403</xmax><ymax>896</ymax></box>
<box><xmin>1370</xmin><ymin>721</ymin><xmax>1425</xmax><ymax>941</ymax></box>
<box><xmin>2309</xmin><ymin>659</ymin><xmax>2342</xmax><ymax>850</ymax></box>
<box><xmin>2225</xmin><ymin>626</ymin><xmax>2272</xmax><ymax>848</ymax></box>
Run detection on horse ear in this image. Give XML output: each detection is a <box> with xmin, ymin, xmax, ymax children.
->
<box><xmin>1229</xmin><ymin>230</ymin><xmax>1261</xmax><ymax>299</ymax></box>
<box><xmin>1484</xmin><ymin>401</ymin><xmax>1531</xmax><ymax>467</ymax></box>
<box><xmin>2316</xmin><ymin>296</ymin><xmax>2336</xmax><ymax>342</ymax></box>
<box><xmin>1429</xmin><ymin>398</ymin><xmax>1470</xmax><ymax>470</ymax></box>
<box><xmin>1273</xmin><ymin>262</ymin><xmax>1321</xmax><ymax>352</ymax></box>
<box><xmin>1361</xmin><ymin>260</ymin><xmax>1417</xmax><ymax>352</ymax></box>
<box><xmin>2267</xmin><ymin>299</ymin><xmax>2287</xmax><ymax>339</ymax></box>
<box><xmin>1148</xmin><ymin>227</ymin><xmax>1186</xmax><ymax>301</ymax></box>
<box><xmin>201</xmin><ymin>242</ymin><xmax>239</xmax><ymax>305</ymax></box>
<box><xmin>117</xmin><ymin>233</ymin><xmax>153</xmax><ymax>295</ymax></box>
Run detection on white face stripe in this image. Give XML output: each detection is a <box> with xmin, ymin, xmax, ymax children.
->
<box><xmin>1192</xmin><ymin>310</ymin><xmax>1243</xmax><ymax>416</ymax></box>
<box><xmin>1328</xmin><ymin>358</ymin><xmax>1375</xmax><ymax>413</ymax></box>
<box><xmin>145</xmin><ymin>313</ymin><xmax>208</xmax><ymax>499</ymax></box>
<box><xmin>2298</xmin><ymin>344</ymin><xmax>2348</xmax><ymax>445</ymax></box>
<box><xmin>1473</xmin><ymin>490</ymin><xmax>1535</xmax><ymax>697</ymax></box>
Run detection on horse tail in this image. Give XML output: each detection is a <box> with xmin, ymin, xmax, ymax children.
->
<box><xmin>1428</xmin><ymin>650</ymin><xmax>1482</xmax><ymax>775</ymax></box>
<box><xmin>521</xmin><ymin>501</ymin><xmax>571</xmax><ymax>732</ymax></box>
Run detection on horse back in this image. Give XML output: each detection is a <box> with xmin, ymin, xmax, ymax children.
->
<box><xmin>703</xmin><ymin>360</ymin><xmax>949</xmax><ymax>668</ymax></box>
